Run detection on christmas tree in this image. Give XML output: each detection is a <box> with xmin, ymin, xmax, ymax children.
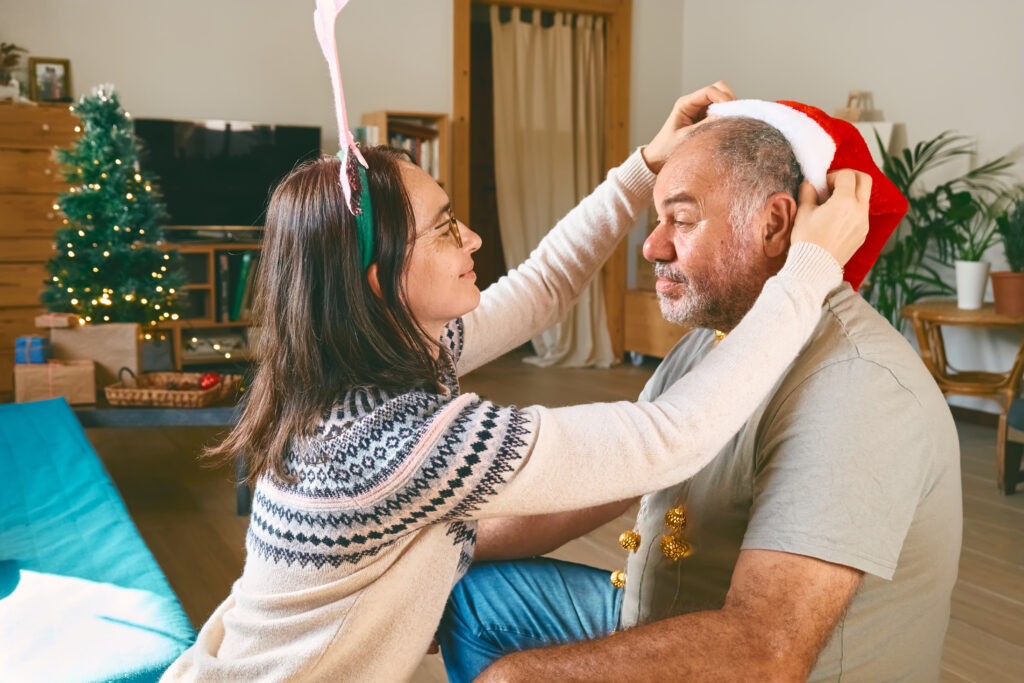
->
<box><xmin>43</xmin><ymin>84</ymin><xmax>183</xmax><ymax>326</ymax></box>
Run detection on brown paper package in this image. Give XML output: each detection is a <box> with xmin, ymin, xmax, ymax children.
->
<box><xmin>50</xmin><ymin>322</ymin><xmax>141</xmax><ymax>392</ymax></box>
<box><xmin>14</xmin><ymin>360</ymin><xmax>96</xmax><ymax>404</ymax></box>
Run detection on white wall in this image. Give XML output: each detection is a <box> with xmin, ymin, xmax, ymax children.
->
<box><xmin>1</xmin><ymin>0</ymin><xmax>673</xmax><ymax>154</ymax></box>
<box><xmin>678</xmin><ymin>0</ymin><xmax>1024</xmax><ymax>411</ymax></box>
<box><xmin>0</xmin><ymin>0</ymin><xmax>453</xmax><ymax>153</ymax></box>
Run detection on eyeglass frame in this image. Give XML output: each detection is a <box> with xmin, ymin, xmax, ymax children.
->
<box><xmin>414</xmin><ymin>207</ymin><xmax>463</xmax><ymax>249</ymax></box>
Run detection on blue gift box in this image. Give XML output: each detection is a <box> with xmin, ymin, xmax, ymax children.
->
<box><xmin>15</xmin><ymin>336</ymin><xmax>51</xmax><ymax>364</ymax></box>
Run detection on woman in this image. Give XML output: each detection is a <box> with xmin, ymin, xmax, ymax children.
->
<box><xmin>162</xmin><ymin>97</ymin><xmax>868</xmax><ymax>681</ymax></box>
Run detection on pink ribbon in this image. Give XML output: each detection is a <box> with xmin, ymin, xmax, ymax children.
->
<box><xmin>314</xmin><ymin>0</ymin><xmax>368</xmax><ymax>214</ymax></box>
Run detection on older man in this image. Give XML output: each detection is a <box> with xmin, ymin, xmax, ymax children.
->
<box><xmin>439</xmin><ymin>111</ymin><xmax>962</xmax><ymax>681</ymax></box>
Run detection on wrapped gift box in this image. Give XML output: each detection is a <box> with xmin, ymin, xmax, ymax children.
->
<box><xmin>15</xmin><ymin>336</ymin><xmax>51</xmax><ymax>364</ymax></box>
<box><xmin>50</xmin><ymin>323</ymin><xmax>141</xmax><ymax>392</ymax></box>
<box><xmin>35</xmin><ymin>312</ymin><xmax>81</xmax><ymax>328</ymax></box>
<box><xmin>14</xmin><ymin>360</ymin><xmax>96</xmax><ymax>405</ymax></box>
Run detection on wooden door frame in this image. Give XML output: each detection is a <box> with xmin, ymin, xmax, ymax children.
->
<box><xmin>453</xmin><ymin>0</ymin><xmax>633</xmax><ymax>359</ymax></box>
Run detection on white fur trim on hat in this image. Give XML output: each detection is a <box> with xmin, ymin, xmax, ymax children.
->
<box><xmin>707</xmin><ymin>99</ymin><xmax>836</xmax><ymax>200</ymax></box>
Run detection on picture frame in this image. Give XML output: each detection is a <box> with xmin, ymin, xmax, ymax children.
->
<box><xmin>28</xmin><ymin>57</ymin><xmax>71</xmax><ymax>102</ymax></box>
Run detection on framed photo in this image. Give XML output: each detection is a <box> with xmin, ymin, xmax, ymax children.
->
<box><xmin>28</xmin><ymin>57</ymin><xmax>71</xmax><ymax>102</ymax></box>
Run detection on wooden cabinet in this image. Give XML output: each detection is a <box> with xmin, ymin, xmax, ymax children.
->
<box><xmin>0</xmin><ymin>103</ymin><xmax>77</xmax><ymax>398</ymax></box>
<box><xmin>153</xmin><ymin>241</ymin><xmax>262</xmax><ymax>370</ymax></box>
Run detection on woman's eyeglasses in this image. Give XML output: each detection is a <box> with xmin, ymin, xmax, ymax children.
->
<box><xmin>416</xmin><ymin>208</ymin><xmax>462</xmax><ymax>248</ymax></box>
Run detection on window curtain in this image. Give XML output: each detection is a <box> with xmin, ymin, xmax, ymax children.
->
<box><xmin>490</xmin><ymin>6</ymin><xmax>614</xmax><ymax>368</ymax></box>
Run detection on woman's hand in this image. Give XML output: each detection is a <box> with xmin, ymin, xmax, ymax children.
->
<box><xmin>791</xmin><ymin>169</ymin><xmax>872</xmax><ymax>267</ymax></box>
<box><xmin>642</xmin><ymin>81</ymin><xmax>736</xmax><ymax>173</ymax></box>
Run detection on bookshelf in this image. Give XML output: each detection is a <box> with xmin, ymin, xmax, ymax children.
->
<box><xmin>359</xmin><ymin>111</ymin><xmax>450</xmax><ymax>191</ymax></box>
<box><xmin>155</xmin><ymin>241</ymin><xmax>261</xmax><ymax>370</ymax></box>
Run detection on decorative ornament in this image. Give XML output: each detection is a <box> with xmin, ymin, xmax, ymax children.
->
<box><xmin>609</xmin><ymin>570</ymin><xmax>626</xmax><ymax>589</ymax></box>
<box><xmin>200</xmin><ymin>372</ymin><xmax>222</xmax><ymax>390</ymax></box>
<box><xmin>660</xmin><ymin>535</ymin><xmax>691</xmax><ymax>562</ymax></box>
<box><xmin>618</xmin><ymin>530</ymin><xmax>641</xmax><ymax>552</ymax></box>
<box><xmin>664</xmin><ymin>507</ymin><xmax>687</xmax><ymax>530</ymax></box>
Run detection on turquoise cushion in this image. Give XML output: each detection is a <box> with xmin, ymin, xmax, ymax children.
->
<box><xmin>0</xmin><ymin>399</ymin><xmax>196</xmax><ymax>682</ymax></box>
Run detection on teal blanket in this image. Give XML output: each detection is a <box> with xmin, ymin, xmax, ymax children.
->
<box><xmin>0</xmin><ymin>399</ymin><xmax>196</xmax><ymax>681</ymax></box>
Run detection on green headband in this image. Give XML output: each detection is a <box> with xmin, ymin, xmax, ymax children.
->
<box><xmin>337</xmin><ymin>148</ymin><xmax>374</xmax><ymax>270</ymax></box>
<box><xmin>354</xmin><ymin>164</ymin><xmax>374</xmax><ymax>269</ymax></box>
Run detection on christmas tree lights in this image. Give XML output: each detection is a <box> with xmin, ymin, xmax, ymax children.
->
<box><xmin>42</xmin><ymin>84</ymin><xmax>184</xmax><ymax>325</ymax></box>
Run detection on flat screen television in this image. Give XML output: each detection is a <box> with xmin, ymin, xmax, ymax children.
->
<box><xmin>133</xmin><ymin>118</ymin><xmax>321</xmax><ymax>227</ymax></box>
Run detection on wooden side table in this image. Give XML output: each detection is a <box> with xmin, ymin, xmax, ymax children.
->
<box><xmin>902</xmin><ymin>299</ymin><xmax>1024</xmax><ymax>494</ymax></box>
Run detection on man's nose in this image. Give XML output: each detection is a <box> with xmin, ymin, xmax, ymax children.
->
<box><xmin>643</xmin><ymin>221</ymin><xmax>676</xmax><ymax>263</ymax></box>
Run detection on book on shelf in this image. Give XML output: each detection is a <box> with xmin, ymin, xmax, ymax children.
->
<box><xmin>230</xmin><ymin>251</ymin><xmax>253</xmax><ymax>322</ymax></box>
<box><xmin>213</xmin><ymin>249</ymin><xmax>261</xmax><ymax>324</ymax></box>
<box><xmin>353</xmin><ymin>125</ymin><xmax>380</xmax><ymax>148</ymax></box>
<box><xmin>218</xmin><ymin>252</ymin><xmax>231</xmax><ymax>322</ymax></box>
<box><xmin>238</xmin><ymin>253</ymin><xmax>260</xmax><ymax>322</ymax></box>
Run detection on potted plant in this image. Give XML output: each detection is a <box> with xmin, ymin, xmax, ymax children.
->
<box><xmin>938</xmin><ymin>189</ymin><xmax>1001</xmax><ymax>309</ymax></box>
<box><xmin>866</xmin><ymin>131</ymin><xmax>1014</xmax><ymax>325</ymax></box>
<box><xmin>992</xmin><ymin>194</ymin><xmax>1024</xmax><ymax>316</ymax></box>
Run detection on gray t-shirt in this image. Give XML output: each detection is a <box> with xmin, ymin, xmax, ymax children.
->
<box><xmin>620</xmin><ymin>285</ymin><xmax>962</xmax><ymax>681</ymax></box>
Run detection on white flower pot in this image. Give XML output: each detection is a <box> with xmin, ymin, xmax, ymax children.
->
<box><xmin>955</xmin><ymin>260</ymin><xmax>991</xmax><ymax>310</ymax></box>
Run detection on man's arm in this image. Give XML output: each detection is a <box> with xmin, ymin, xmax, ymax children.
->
<box><xmin>474</xmin><ymin>499</ymin><xmax>636</xmax><ymax>562</ymax></box>
<box><xmin>477</xmin><ymin>549</ymin><xmax>862</xmax><ymax>682</ymax></box>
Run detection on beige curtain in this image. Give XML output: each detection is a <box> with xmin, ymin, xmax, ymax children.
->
<box><xmin>490</xmin><ymin>7</ymin><xmax>614</xmax><ymax>368</ymax></box>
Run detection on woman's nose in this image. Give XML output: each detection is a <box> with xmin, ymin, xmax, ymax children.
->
<box><xmin>461</xmin><ymin>222</ymin><xmax>482</xmax><ymax>253</ymax></box>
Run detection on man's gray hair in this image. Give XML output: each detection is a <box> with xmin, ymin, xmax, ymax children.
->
<box><xmin>687</xmin><ymin>117</ymin><xmax>804</xmax><ymax>232</ymax></box>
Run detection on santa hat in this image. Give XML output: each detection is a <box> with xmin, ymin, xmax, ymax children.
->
<box><xmin>706</xmin><ymin>99</ymin><xmax>907</xmax><ymax>291</ymax></box>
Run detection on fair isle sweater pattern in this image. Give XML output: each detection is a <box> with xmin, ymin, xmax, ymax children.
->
<box><xmin>247</xmin><ymin>318</ymin><xmax>530</xmax><ymax>574</ymax></box>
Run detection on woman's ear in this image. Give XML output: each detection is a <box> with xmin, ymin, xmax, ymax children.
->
<box><xmin>762</xmin><ymin>192</ymin><xmax>798</xmax><ymax>259</ymax></box>
<box><xmin>366</xmin><ymin>263</ymin><xmax>383</xmax><ymax>298</ymax></box>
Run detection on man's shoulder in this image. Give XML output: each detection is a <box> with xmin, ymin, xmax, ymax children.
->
<box><xmin>784</xmin><ymin>287</ymin><xmax>938</xmax><ymax>400</ymax></box>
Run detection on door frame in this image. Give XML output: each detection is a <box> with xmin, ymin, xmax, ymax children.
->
<box><xmin>452</xmin><ymin>0</ymin><xmax>633</xmax><ymax>359</ymax></box>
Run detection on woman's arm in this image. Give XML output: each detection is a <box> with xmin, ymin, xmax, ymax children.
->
<box><xmin>457</xmin><ymin>170</ymin><xmax>872</xmax><ymax>518</ymax></box>
<box><xmin>472</xmin><ymin>242</ymin><xmax>842</xmax><ymax>517</ymax></box>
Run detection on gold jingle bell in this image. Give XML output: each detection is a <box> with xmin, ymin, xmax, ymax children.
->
<box><xmin>664</xmin><ymin>507</ymin><xmax>687</xmax><ymax>530</ymax></box>
<box><xmin>660</xmin><ymin>535</ymin><xmax>691</xmax><ymax>561</ymax></box>
<box><xmin>610</xmin><ymin>569</ymin><xmax>626</xmax><ymax>589</ymax></box>
<box><xmin>618</xmin><ymin>530</ymin><xmax>641</xmax><ymax>552</ymax></box>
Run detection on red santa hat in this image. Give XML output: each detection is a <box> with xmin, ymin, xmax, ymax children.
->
<box><xmin>706</xmin><ymin>99</ymin><xmax>908</xmax><ymax>291</ymax></box>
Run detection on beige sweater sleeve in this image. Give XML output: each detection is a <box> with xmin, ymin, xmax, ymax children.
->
<box><xmin>458</xmin><ymin>150</ymin><xmax>655</xmax><ymax>375</ymax></box>
<box><xmin>474</xmin><ymin>242</ymin><xmax>841</xmax><ymax>517</ymax></box>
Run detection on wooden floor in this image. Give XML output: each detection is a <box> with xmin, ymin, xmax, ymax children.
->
<box><xmin>86</xmin><ymin>350</ymin><xmax>1024</xmax><ymax>682</ymax></box>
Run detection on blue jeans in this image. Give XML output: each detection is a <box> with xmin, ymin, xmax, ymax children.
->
<box><xmin>438</xmin><ymin>558</ymin><xmax>621</xmax><ymax>683</ymax></box>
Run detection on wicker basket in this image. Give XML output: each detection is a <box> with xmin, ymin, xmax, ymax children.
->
<box><xmin>104</xmin><ymin>370</ymin><xmax>241</xmax><ymax>408</ymax></box>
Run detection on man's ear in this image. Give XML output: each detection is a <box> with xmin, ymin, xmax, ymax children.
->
<box><xmin>366</xmin><ymin>263</ymin><xmax>383</xmax><ymax>298</ymax></box>
<box><xmin>761</xmin><ymin>192</ymin><xmax>798</xmax><ymax>259</ymax></box>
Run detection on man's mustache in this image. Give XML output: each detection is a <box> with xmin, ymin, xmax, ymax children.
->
<box><xmin>654</xmin><ymin>262</ymin><xmax>688</xmax><ymax>284</ymax></box>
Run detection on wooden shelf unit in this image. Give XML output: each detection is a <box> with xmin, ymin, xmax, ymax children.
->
<box><xmin>361</xmin><ymin>110</ymin><xmax>450</xmax><ymax>191</ymax></box>
<box><xmin>0</xmin><ymin>102</ymin><xmax>78</xmax><ymax>398</ymax></box>
<box><xmin>154</xmin><ymin>240</ymin><xmax>262</xmax><ymax>370</ymax></box>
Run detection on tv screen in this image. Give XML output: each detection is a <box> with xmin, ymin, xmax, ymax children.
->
<box><xmin>133</xmin><ymin>119</ymin><xmax>321</xmax><ymax>227</ymax></box>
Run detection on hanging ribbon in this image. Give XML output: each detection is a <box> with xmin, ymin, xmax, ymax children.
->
<box><xmin>314</xmin><ymin>0</ymin><xmax>368</xmax><ymax>215</ymax></box>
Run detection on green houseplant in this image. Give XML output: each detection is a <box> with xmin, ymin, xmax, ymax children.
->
<box><xmin>991</xmin><ymin>194</ymin><xmax>1024</xmax><ymax>316</ymax></box>
<box><xmin>866</xmin><ymin>131</ymin><xmax>1014</xmax><ymax>326</ymax></box>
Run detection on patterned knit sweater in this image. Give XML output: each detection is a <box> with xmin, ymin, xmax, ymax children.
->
<box><xmin>161</xmin><ymin>151</ymin><xmax>842</xmax><ymax>682</ymax></box>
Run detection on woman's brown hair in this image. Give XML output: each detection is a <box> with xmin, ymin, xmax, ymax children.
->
<box><xmin>207</xmin><ymin>147</ymin><xmax>449</xmax><ymax>484</ymax></box>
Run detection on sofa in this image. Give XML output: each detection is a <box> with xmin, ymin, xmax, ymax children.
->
<box><xmin>0</xmin><ymin>398</ymin><xmax>196</xmax><ymax>681</ymax></box>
